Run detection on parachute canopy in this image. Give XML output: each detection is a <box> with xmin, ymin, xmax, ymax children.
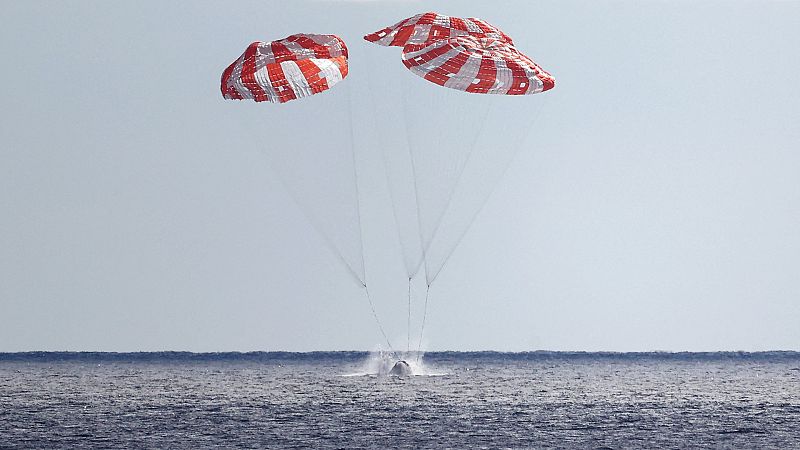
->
<box><xmin>365</xmin><ymin>13</ymin><xmax>554</xmax><ymax>95</ymax></box>
<box><xmin>364</xmin><ymin>12</ymin><xmax>514</xmax><ymax>47</ymax></box>
<box><xmin>402</xmin><ymin>36</ymin><xmax>554</xmax><ymax>94</ymax></box>
<box><xmin>221</xmin><ymin>34</ymin><xmax>349</xmax><ymax>103</ymax></box>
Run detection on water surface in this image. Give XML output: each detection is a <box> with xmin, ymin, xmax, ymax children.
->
<box><xmin>1</xmin><ymin>351</ymin><xmax>798</xmax><ymax>448</ymax></box>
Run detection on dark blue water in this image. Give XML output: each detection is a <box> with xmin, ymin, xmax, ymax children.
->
<box><xmin>1</xmin><ymin>352</ymin><xmax>799</xmax><ymax>448</ymax></box>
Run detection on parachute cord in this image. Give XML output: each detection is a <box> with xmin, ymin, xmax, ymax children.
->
<box><xmin>345</xmin><ymin>82</ymin><xmax>394</xmax><ymax>354</ymax></box>
<box><xmin>266</xmin><ymin>166</ymin><xmax>365</xmax><ymax>285</ymax></box>
<box><xmin>401</xmin><ymin>84</ymin><xmax>493</xmax><ymax>284</ymax></box>
<box><xmin>365</xmin><ymin>283</ymin><xmax>395</xmax><ymax>354</ymax></box>
<box><xmin>225</xmin><ymin>112</ymin><xmax>365</xmax><ymax>286</ymax></box>
<box><xmin>378</xmin><ymin>112</ymin><xmax>421</xmax><ymax>280</ymax></box>
<box><xmin>428</xmin><ymin>96</ymin><xmax>551</xmax><ymax>285</ymax></box>
<box><xmin>402</xmin><ymin>85</ymin><xmax>428</xmax><ymax>284</ymax></box>
<box><xmin>419</xmin><ymin>100</ymin><xmax>494</xmax><ymax>282</ymax></box>
<box><xmin>416</xmin><ymin>283</ymin><xmax>431</xmax><ymax>363</ymax></box>
<box><xmin>407</xmin><ymin>277</ymin><xmax>412</xmax><ymax>353</ymax></box>
<box><xmin>345</xmin><ymin>82</ymin><xmax>368</xmax><ymax>287</ymax></box>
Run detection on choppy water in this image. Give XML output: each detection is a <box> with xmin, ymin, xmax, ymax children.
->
<box><xmin>1</xmin><ymin>352</ymin><xmax>799</xmax><ymax>449</ymax></box>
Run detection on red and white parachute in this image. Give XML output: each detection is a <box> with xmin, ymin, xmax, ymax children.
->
<box><xmin>364</xmin><ymin>12</ymin><xmax>514</xmax><ymax>47</ymax></box>
<box><xmin>402</xmin><ymin>36</ymin><xmax>554</xmax><ymax>95</ymax></box>
<box><xmin>362</xmin><ymin>12</ymin><xmax>556</xmax><ymax>282</ymax></box>
<box><xmin>221</xmin><ymin>34</ymin><xmax>348</xmax><ymax>103</ymax></box>
<box><xmin>365</xmin><ymin>12</ymin><xmax>554</xmax><ymax>95</ymax></box>
<box><xmin>360</xmin><ymin>12</ymin><xmax>555</xmax><ymax>352</ymax></box>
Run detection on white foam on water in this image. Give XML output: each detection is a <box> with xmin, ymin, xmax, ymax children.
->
<box><xmin>342</xmin><ymin>350</ymin><xmax>447</xmax><ymax>377</ymax></box>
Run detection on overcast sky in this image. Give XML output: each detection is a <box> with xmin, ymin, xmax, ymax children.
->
<box><xmin>1</xmin><ymin>0</ymin><xmax>799</xmax><ymax>352</ymax></box>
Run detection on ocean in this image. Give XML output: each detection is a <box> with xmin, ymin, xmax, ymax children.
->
<box><xmin>1</xmin><ymin>351</ymin><xmax>799</xmax><ymax>449</ymax></box>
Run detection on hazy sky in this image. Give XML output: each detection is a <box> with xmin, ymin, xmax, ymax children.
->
<box><xmin>2</xmin><ymin>0</ymin><xmax>799</xmax><ymax>352</ymax></box>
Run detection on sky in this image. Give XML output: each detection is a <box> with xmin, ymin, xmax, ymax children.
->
<box><xmin>1</xmin><ymin>0</ymin><xmax>799</xmax><ymax>352</ymax></box>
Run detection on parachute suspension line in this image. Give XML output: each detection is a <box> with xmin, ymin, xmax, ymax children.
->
<box><xmin>226</xmin><ymin>112</ymin><xmax>364</xmax><ymax>286</ymax></box>
<box><xmin>362</xmin><ymin>48</ymin><xmax>413</xmax><ymax>277</ymax></box>
<box><xmin>419</xmin><ymin>100</ymin><xmax>494</xmax><ymax>277</ymax></box>
<box><xmin>407</xmin><ymin>276</ymin><xmax>412</xmax><ymax>353</ymax></box>
<box><xmin>365</xmin><ymin>283</ymin><xmax>395</xmax><ymax>353</ymax></box>
<box><xmin>345</xmin><ymin>82</ymin><xmax>394</xmax><ymax>353</ymax></box>
<box><xmin>416</xmin><ymin>283</ymin><xmax>431</xmax><ymax>363</ymax></box>
<box><xmin>378</xmin><ymin>113</ymin><xmax>419</xmax><ymax>279</ymax></box>
<box><xmin>345</xmin><ymin>82</ymin><xmax>368</xmax><ymax>287</ymax></box>
<box><xmin>400</xmin><ymin>83</ymin><xmax>493</xmax><ymax>283</ymax></box>
<box><xmin>401</xmin><ymin>87</ymin><xmax>429</xmax><ymax>284</ymax></box>
<box><xmin>429</xmin><ymin>96</ymin><xmax>551</xmax><ymax>285</ymax></box>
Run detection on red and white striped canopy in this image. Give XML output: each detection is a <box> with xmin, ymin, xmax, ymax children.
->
<box><xmin>221</xmin><ymin>34</ymin><xmax>348</xmax><ymax>104</ymax></box>
<box><xmin>364</xmin><ymin>12</ymin><xmax>514</xmax><ymax>47</ymax></box>
<box><xmin>402</xmin><ymin>36</ymin><xmax>555</xmax><ymax>95</ymax></box>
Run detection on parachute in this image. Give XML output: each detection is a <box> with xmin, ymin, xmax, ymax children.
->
<box><xmin>220</xmin><ymin>34</ymin><xmax>365</xmax><ymax>283</ymax></box>
<box><xmin>221</xmin><ymin>34</ymin><xmax>396</xmax><ymax>350</ymax></box>
<box><xmin>221</xmin><ymin>34</ymin><xmax>348</xmax><ymax>103</ymax></box>
<box><xmin>402</xmin><ymin>36</ymin><xmax>555</xmax><ymax>94</ymax></box>
<box><xmin>363</xmin><ymin>13</ymin><xmax>555</xmax><ymax>353</ymax></box>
